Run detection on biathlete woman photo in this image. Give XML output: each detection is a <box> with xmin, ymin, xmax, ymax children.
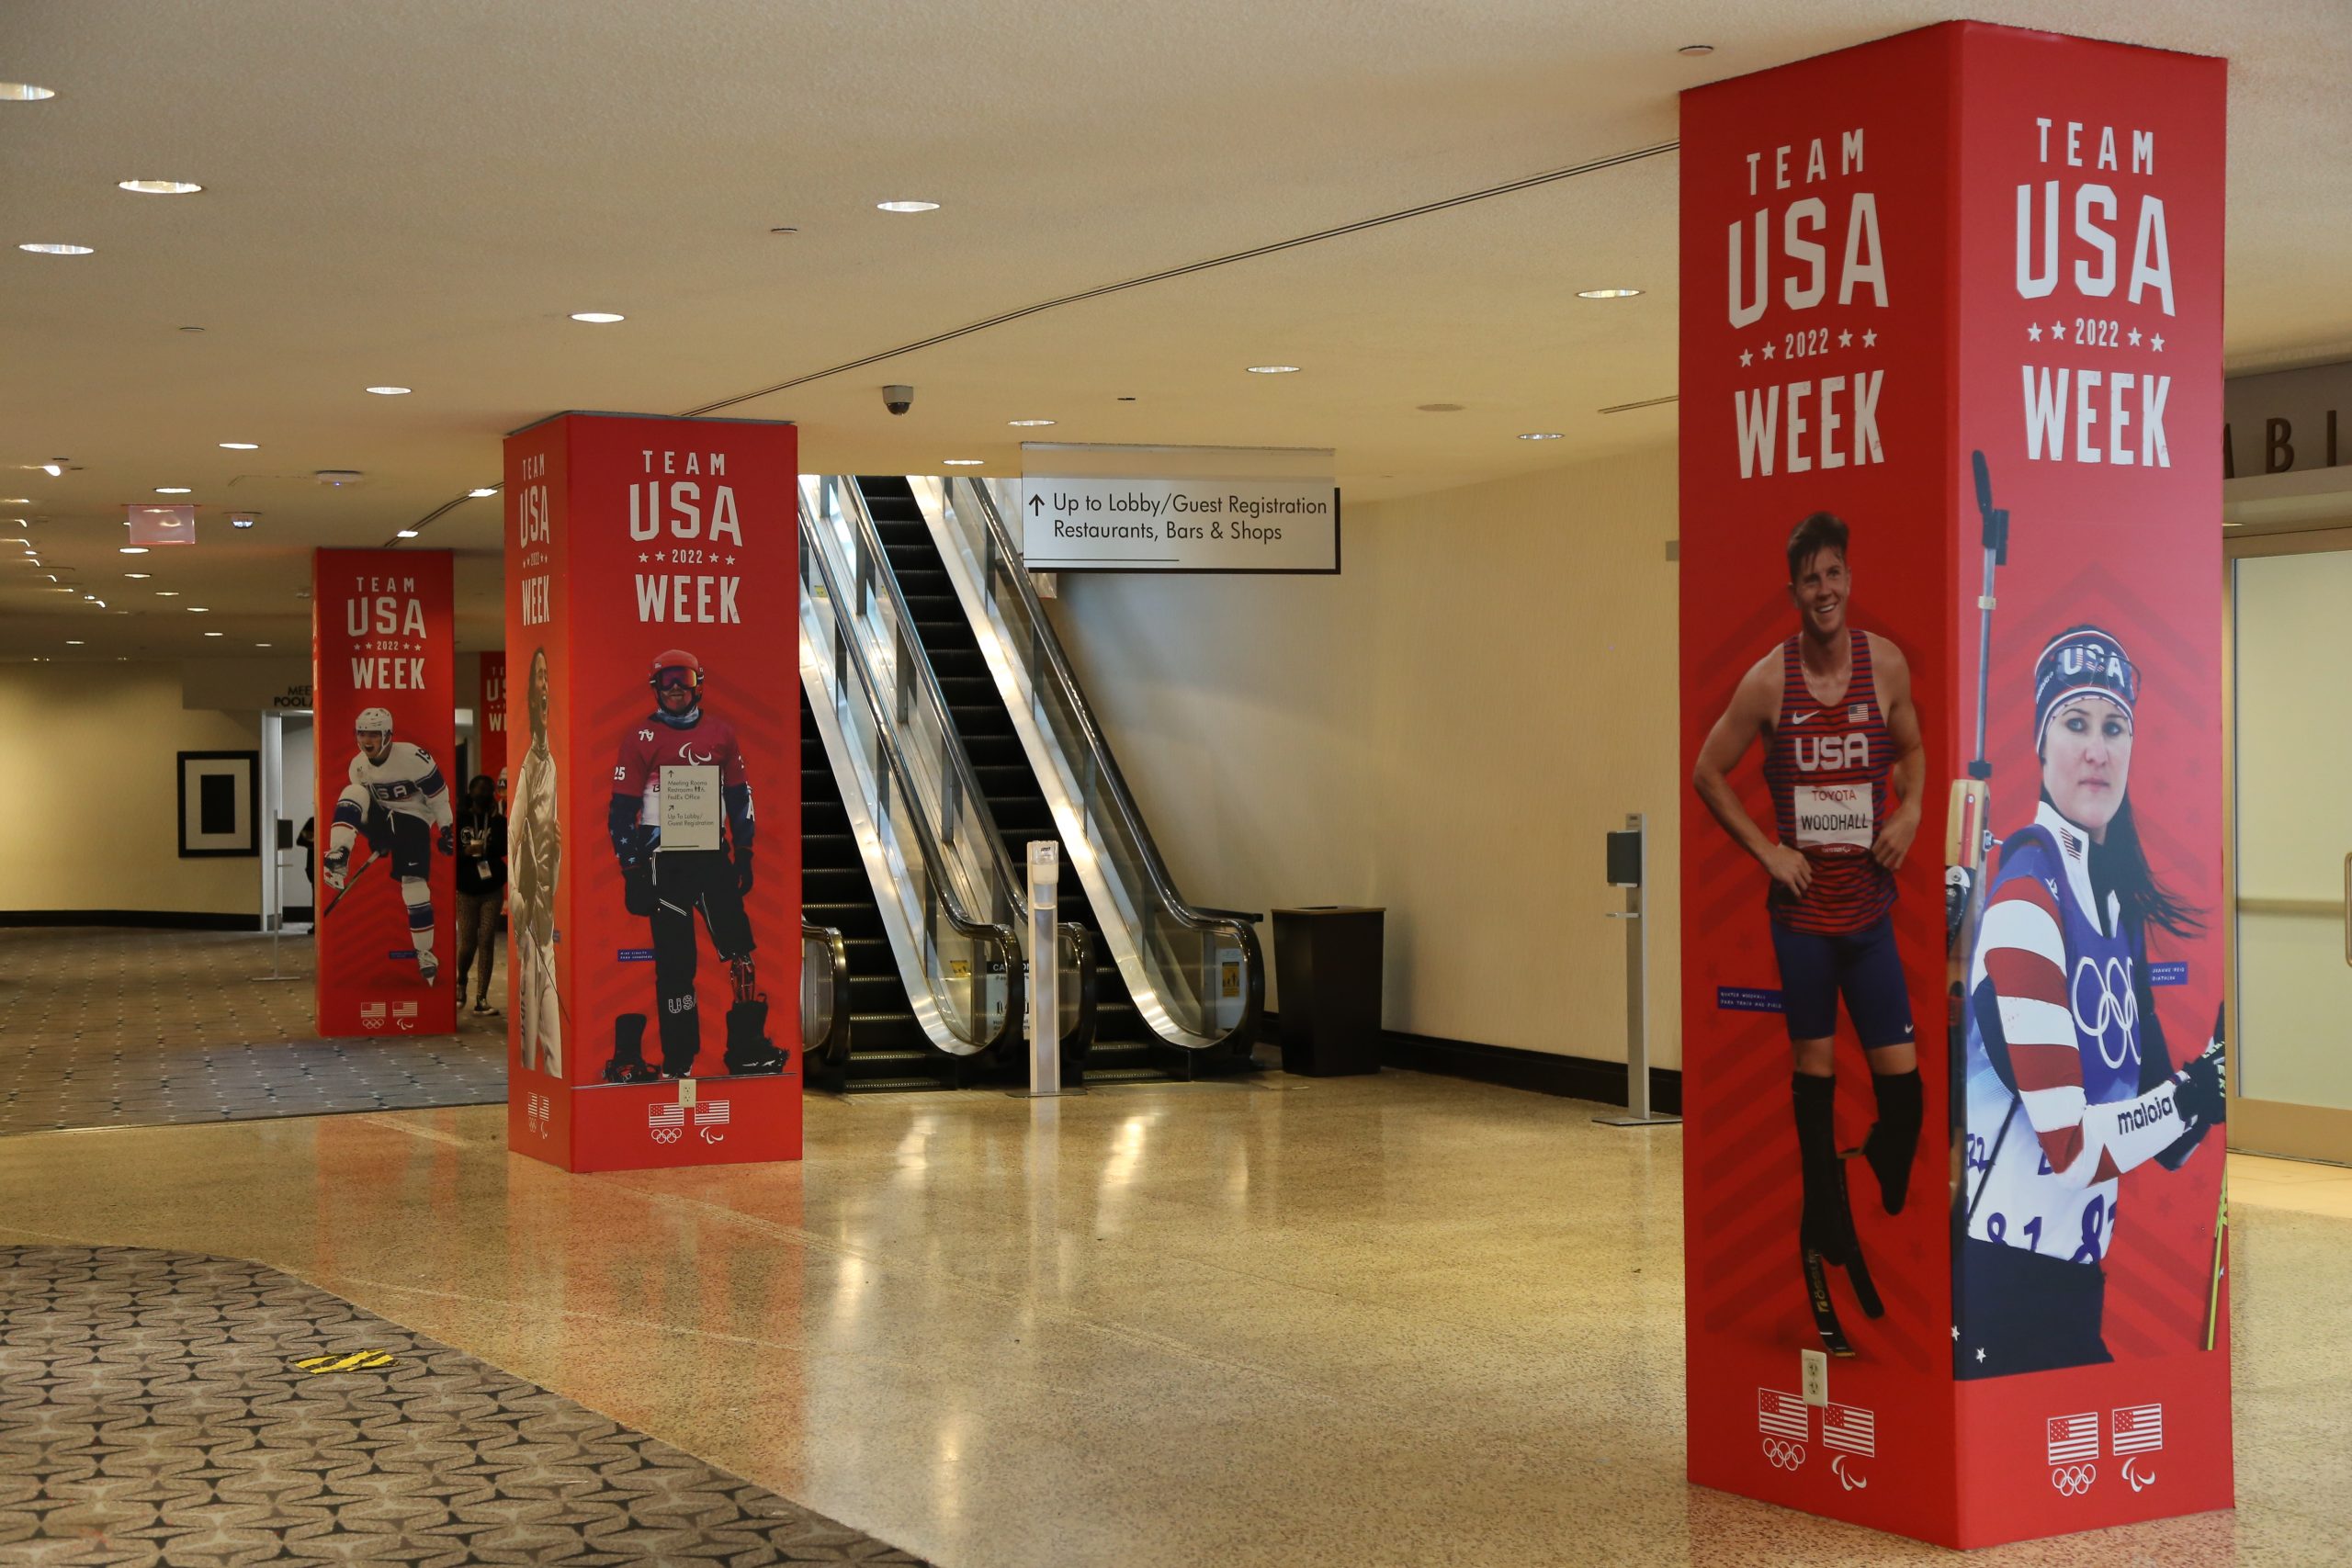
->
<box><xmin>1958</xmin><ymin>625</ymin><xmax>2225</xmax><ymax>1377</ymax></box>
<box><xmin>1691</xmin><ymin>512</ymin><xmax>1927</xmax><ymax>1338</ymax></box>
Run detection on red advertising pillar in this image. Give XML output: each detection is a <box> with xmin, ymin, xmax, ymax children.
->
<box><xmin>1679</xmin><ymin>24</ymin><xmax>2226</xmax><ymax>1547</ymax></box>
<box><xmin>479</xmin><ymin>649</ymin><xmax>508</xmax><ymax>787</ymax></box>
<box><xmin>312</xmin><ymin>548</ymin><xmax>459</xmax><ymax>1039</ymax></box>
<box><xmin>502</xmin><ymin>412</ymin><xmax>803</xmax><ymax>1172</ymax></box>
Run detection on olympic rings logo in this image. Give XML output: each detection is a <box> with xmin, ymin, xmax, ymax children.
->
<box><xmin>1760</xmin><ymin>1438</ymin><xmax>1806</xmax><ymax>1471</ymax></box>
<box><xmin>2072</xmin><ymin>955</ymin><xmax>2140</xmax><ymax>1069</ymax></box>
<box><xmin>650</xmin><ymin>1129</ymin><xmax>682</xmax><ymax>1144</ymax></box>
<box><xmin>2050</xmin><ymin>1463</ymin><xmax>2098</xmax><ymax>1496</ymax></box>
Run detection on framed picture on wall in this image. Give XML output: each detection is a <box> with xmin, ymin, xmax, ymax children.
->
<box><xmin>177</xmin><ymin>750</ymin><xmax>260</xmax><ymax>858</ymax></box>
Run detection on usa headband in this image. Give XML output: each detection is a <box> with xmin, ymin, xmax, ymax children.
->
<box><xmin>2034</xmin><ymin>625</ymin><xmax>2138</xmax><ymax>750</ymax></box>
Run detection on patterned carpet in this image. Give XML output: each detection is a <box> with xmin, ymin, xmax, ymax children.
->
<box><xmin>0</xmin><ymin>929</ymin><xmax>505</xmax><ymax>1137</ymax></box>
<box><xmin>0</xmin><ymin>1245</ymin><xmax>927</xmax><ymax>1565</ymax></box>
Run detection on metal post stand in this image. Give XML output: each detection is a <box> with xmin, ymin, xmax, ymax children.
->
<box><xmin>1596</xmin><ymin>813</ymin><xmax>1679</xmax><ymax>1128</ymax></box>
<box><xmin>1012</xmin><ymin>840</ymin><xmax>1078</xmax><ymax>1098</ymax></box>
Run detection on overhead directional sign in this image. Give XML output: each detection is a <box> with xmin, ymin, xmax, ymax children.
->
<box><xmin>1017</xmin><ymin>444</ymin><xmax>1340</xmax><ymax>574</ymax></box>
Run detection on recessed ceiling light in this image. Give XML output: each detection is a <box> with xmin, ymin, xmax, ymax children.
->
<box><xmin>231</xmin><ymin>516</ymin><xmax>255</xmax><ymax>529</ymax></box>
<box><xmin>203</xmin><ymin>630</ymin><xmax>222</xmax><ymax>637</ymax></box>
<box><xmin>1520</xmin><ymin>432</ymin><xmax>1565</xmax><ymax>441</ymax></box>
<box><xmin>119</xmin><ymin>179</ymin><xmax>203</xmax><ymax>195</ymax></box>
<box><xmin>156</xmin><ymin>591</ymin><xmax>180</xmax><ymax>596</ymax></box>
<box><xmin>569</xmin><ymin>310</ymin><xmax>625</xmax><ymax>323</ymax></box>
<box><xmin>2</xmin><ymin>498</ymin><xmax>28</xmax><ymax>504</ymax></box>
<box><xmin>1008</xmin><ymin>419</ymin><xmax>1057</xmax><ymax>427</ymax></box>
<box><xmin>396</xmin><ymin>528</ymin><xmax>420</xmax><ymax>538</ymax></box>
<box><xmin>1417</xmin><ymin>402</ymin><xmax>1465</xmax><ymax>413</ymax></box>
<box><xmin>187</xmin><ymin>605</ymin><xmax>208</xmax><ymax>612</ymax></box>
<box><xmin>19</xmin><ymin>243</ymin><xmax>94</xmax><ymax>255</ymax></box>
<box><xmin>41</xmin><ymin>462</ymin><xmax>64</xmax><ymax>476</ymax></box>
<box><xmin>876</xmin><ymin>200</ymin><xmax>940</xmax><ymax>213</ymax></box>
<box><xmin>1247</xmin><ymin>365</ymin><xmax>1300</xmax><ymax>375</ymax></box>
<box><xmin>469</xmin><ymin>487</ymin><xmax>499</xmax><ymax>498</ymax></box>
<box><xmin>219</xmin><ymin>441</ymin><xmax>259</xmax><ymax>450</ymax></box>
<box><xmin>124</xmin><ymin>572</ymin><xmax>151</xmax><ymax>580</ymax></box>
<box><xmin>942</xmin><ymin>459</ymin><xmax>984</xmax><ymax>467</ymax></box>
<box><xmin>255</xmin><ymin>642</ymin><xmax>271</xmax><ymax>648</ymax></box>
<box><xmin>1</xmin><ymin>84</ymin><xmax>58</xmax><ymax>101</ymax></box>
<box><xmin>119</xmin><ymin>546</ymin><xmax>149</xmax><ymax>555</ymax></box>
<box><xmin>769</xmin><ymin>225</ymin><xmax>799</xmax><ymax>234</ymax></box>
<box><xmin>1576</xmin><ymin>288</ymin><xmax>1644</xmax><ymax>300</ymax></box>
<box><xmin>154</xmin><ymin>486</ymin><xmax>192</xmax><ymax>494</ymax></box>
<box><xmin>1677</xmin><ymin>44</ymin><xmax>1715</xmax><ymax>57</ymax></box>
<box><xmin>365</xmin><ymin>386</ymin><xmax>412</xmax><ymax>396</ymax></box>
<box><xmin>65</xmin><ymin>639</ymin><xmax>82</xmax><ymax>646</ymax></box>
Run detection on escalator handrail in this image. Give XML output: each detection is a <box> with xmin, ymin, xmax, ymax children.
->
<box><xmin>942</xmin><ymin>473</ymin><xmax>1264</xmax><ymax>1050</ymax></box>
<box><xmin>800</xmin><ymin>496</ymin><xmax>1023</xmax><ymax>1057</ymax></box>
<box><xmin>800</xmin><ymin>919</ymin><xmax>853</xmax><ymax>1074</ymax></box>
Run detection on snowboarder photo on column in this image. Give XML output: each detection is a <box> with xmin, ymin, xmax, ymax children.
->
<box><xmin>1957</xmin><ymin>625</ymin><xmax>2223</xmax><ymax>1377</ymax></box>
<box><xmin>322</xmin><ymin>706</ymin><xmax>454</xmax><ymax>987</ymax></box>
<box><xmin>510</xmin><ymin>647</ymin><xmax>562</xmax><ymax>1074</ymax></box>
<box><xmin>604</xmin><ymin>649</ymin><xmax>785</xmax><ymax>1083</ymax></box>
<box><xmin>1690</xmin><ymin>512</ymin><xmax>1927</xmax><ymax>1348</ymax></box>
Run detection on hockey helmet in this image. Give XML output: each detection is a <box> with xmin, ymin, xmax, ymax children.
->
<box><xmin>356</xmin><ymin>706</ymin><xmax>395</xmax><ymax>760</ymax></box>
<box><xmin>650</xmin><ymin>649</ymin><xmax>704</xmax><ymax>695</ymax></box>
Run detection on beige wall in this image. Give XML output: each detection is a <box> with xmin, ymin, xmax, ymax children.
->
<box><xmin>0</xmin><ymin>662</ymin><xmax>263</xmax><ymax>918</ymax></box>
<box><xmin>1047</xmin><ymin>444</ymin><xmax>1682</xmax><ymax>1067</ymax></box>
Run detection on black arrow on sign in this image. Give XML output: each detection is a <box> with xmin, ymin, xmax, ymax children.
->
<box><xmin>1027</xmin><ymin>493</ymin><xmax>1045</xmax><ymax>514</ymax></box>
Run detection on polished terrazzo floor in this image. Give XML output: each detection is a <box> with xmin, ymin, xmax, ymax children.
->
<box><xmin>0</xmin><ymin>929</ymin><xmax>504</xmax><ymax>1136</ymax></box>
<box><xmin>0</xmin><ymin>1077</ymin><xmax>2345</xmax><ymax>1567</ymax></box>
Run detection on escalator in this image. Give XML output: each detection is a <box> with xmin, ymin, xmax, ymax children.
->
<box><xmin>854</xmin><ymin>475</ymin><xmax>1156</xmax><ymax>1080</ymax></box>
<box><xmin>797</xmin><ymin>478</ymin><xmax>1091</xmax><ymax>1092</ymax></box>
<box><xmin>905</xmin><ymin>474</ymin><xmax>1265</xmax><ymax>1066</ymax></box>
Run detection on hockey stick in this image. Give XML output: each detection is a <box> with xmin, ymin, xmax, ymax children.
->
<box><xmin>315</xmin><ymin>849</ymin><xmax>384</xmax><ymax>921</ymax></box>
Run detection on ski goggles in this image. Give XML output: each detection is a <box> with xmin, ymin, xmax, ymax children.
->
<box><xmin>2034</xmin><ymin>626</ymin><xmax>2138</xmax><ymax>746</ymax></box>
<box><xmin>654</xmin><ymin>668</ymin><xmax>699</xmax><ymax>692</ymax></box>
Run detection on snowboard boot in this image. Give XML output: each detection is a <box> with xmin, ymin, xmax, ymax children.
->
<box><xmin>1860</xmin><ymin>1067</ymin><xmax>1923</xmax><ymax>1215</ymax></box>
<box><xmin>721</xmin><ymin>997</ymin><xmax>787</xmax><ymax>1075</ymax></box>
<box><xmin>603</xmin><ymin>1013</ymin><xmax>662</xmax><ymax>1085</ymax></box>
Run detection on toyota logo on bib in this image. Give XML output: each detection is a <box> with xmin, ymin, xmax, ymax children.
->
<box><xmin>2071</xmin><ymin>955</ymin><xmax>2140</xmax><ymax>1069</ymax></box>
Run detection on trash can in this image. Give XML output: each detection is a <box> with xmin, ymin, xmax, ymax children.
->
<box><xmin>1272</xmin><ymin>906</ymin><xmax>1385</xmax><ymax>1077</ymax></box>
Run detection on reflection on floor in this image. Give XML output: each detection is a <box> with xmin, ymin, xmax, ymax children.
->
<box><xmin>0</xmin><ymin>927</ymin><xmax>504</xmax><ymax>1135</ymax></box>
<box><xmin>0</xmin><ymin>1074</ymin><xmax>2344</xmax><ymax>1566</ymax></box>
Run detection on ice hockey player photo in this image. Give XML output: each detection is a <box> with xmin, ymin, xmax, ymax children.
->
<box><xmin>602</xmin><ymin>649</ymin><xmax>786</xmax><ymax>1083</ymax></box>
<box><xmin>322</xmin><ymin>706</ymin><xmax>455</xmax><ymax>986</ymax></box>
<box><xmin>510</xmin><ymin>647</ymin><xmax>563</xmax><ymax>1074</ymax></box>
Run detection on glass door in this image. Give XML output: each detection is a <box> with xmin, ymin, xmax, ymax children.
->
<box><xmin>2231</xmin><ymin>536</ymin><xmax>2352</xmax><ymax>1158</ymax></box>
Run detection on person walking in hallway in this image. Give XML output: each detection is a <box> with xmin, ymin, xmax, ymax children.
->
<box><xmin>455</xmin><ymin>773</ymin><xmax>508</xmax><ymax>1015</ymax></box>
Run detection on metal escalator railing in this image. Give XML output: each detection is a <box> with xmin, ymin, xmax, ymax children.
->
<box><xmin>799</xmin><ymin>491</ymin><xmax>1020</xmax><ymax>1060</ymax></box>
<box><xmin>803</xmin><ymin>475</ymin><xmax>1098</xmax><ymax>1066</ymax></box>
<box><xmin>800</xmin><ymin>919</ymin><xmax>852</xmax><ymax>1080</ymax></box>
<box><xmin>911</xmin><ymin>474</ymin><xmax>1264</xmax><ymax>1055</ymax></box>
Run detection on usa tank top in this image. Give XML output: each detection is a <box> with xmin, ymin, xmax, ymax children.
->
<box><xmin>1761</xmin><ymin>627</ymin><xmax>1896</xmax><ymax>933</ymax></box>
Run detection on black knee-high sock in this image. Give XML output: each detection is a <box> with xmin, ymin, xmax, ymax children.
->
<box><xmin>1865</xmin><ymin>1067</ymin><xmax>1923</xmax><ymax>1215</ymax></box>
<box><xmin>1792</xmin><ymin>1074</ymin><xmax>1848</xmax><ymax>1263</ymax></box>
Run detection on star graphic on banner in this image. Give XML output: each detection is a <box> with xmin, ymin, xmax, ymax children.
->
<box><xmin>1762</xmin><ymin>342</ymin><xmax>1776</xmax><ymax>360</ymax></box>
<box><xmin>638</xmin><ymin>553</ymin><xmax>649</xmax><ymax>563</ymax></box>
<box><xmin>1739</xmin><ymin>348</ymin><xmax>1753</xmax><ymax>367</ymax></box>
<box><xmin>1975</xmin><ymin>1348</ymin><xmax>1986</xmax><ymax>1363</ymax></box>
<box><xmin>2128</xmin><ymin>327</ymin><xmax>2143</xmax><ymax>346</ymax></box>
<box><xmin>1861</xmin><ymin>330</ymin><xmax>1877</xmax><ymax>347</ymax></box>
<box><xmin>726</xmin><ymin>555</ymin><xmax>736</xmax><ymax>565</ymax></box>
<box><xmin>2027</xmin><ymin>322</ymin><xmax>2043</xmax><ymax>343</ymax></box>
<box><xmin>1838</xmin><ymin>329</ymin><xmax>1853</xmax><ymax>348</ymax></box>
<box><xmin>2152</xmin><ymin>333</ymin><xmax>2166</xmax><ymax>352</ymax></box>
<box><xmin>1951</xmin><ymin>1325</ymin><xmax>1961</xmax><ymax>1340</ymax></box>
<box><xmin>2051</xmin><ymin>321</ymin><xmax>2067</xmax><ymax>341</ymax></box>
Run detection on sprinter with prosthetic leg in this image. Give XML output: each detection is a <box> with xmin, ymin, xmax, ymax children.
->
<box><xmin>602</xmin><ymin>649</ymin><xmax>786</xmax><ymax>1083</ymax></box>
<box><xmin>1692</xmin><ymin>513</ymin><xmax>1928</xmax><ymax>1355</ymax></box>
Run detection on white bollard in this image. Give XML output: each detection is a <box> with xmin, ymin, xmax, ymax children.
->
<box><xmin>1027</xmin><ymin>840</ymin><xmax>1061</xmax><ymax>1096</ymax></box>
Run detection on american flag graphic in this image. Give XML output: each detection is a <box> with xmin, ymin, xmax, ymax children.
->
<box><xmin>2110</xmin><ymin>1404</ymin><xmax>2164</xmax><ymax>1456</ymax></box>
<box><xmin>393</xmin><ymin>1001</ymin><xmax>419</xmax><ymax>1020</ymax></box>
<box><xmin>648</xmin><ymin>1103</ymin><xmax>685</xmax><ymax>1130</ymax></box>
<box><xmin>2046</xmin><ymin>1412</ymin><xmax>2099</xmax><ymax>1463</ymax></box>
<box><xmin>694</xmin><ymin>1100</ymin><xmax>731</xmax><ymax>1126</ymax></box>
<box><xmin>1822</xmin><ymin>1402</ymin><xmax>1875</xmax><ymax>1458</ymax></box>
<box><xmin>360</xmin><ymin>1002</ymin><xmax>388</xmax><ymax>1021</ymax></box>
<box><xmin>1758</xmin><ymin>1388</ymin><xmax>1809</xmax><ymax>1441</ymax></box>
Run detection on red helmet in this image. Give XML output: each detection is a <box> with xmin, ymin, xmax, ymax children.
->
<box><xmin>649</xmin><ymin>649</ymin><xmax>703</xmax><ymax>695</ymax></box>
